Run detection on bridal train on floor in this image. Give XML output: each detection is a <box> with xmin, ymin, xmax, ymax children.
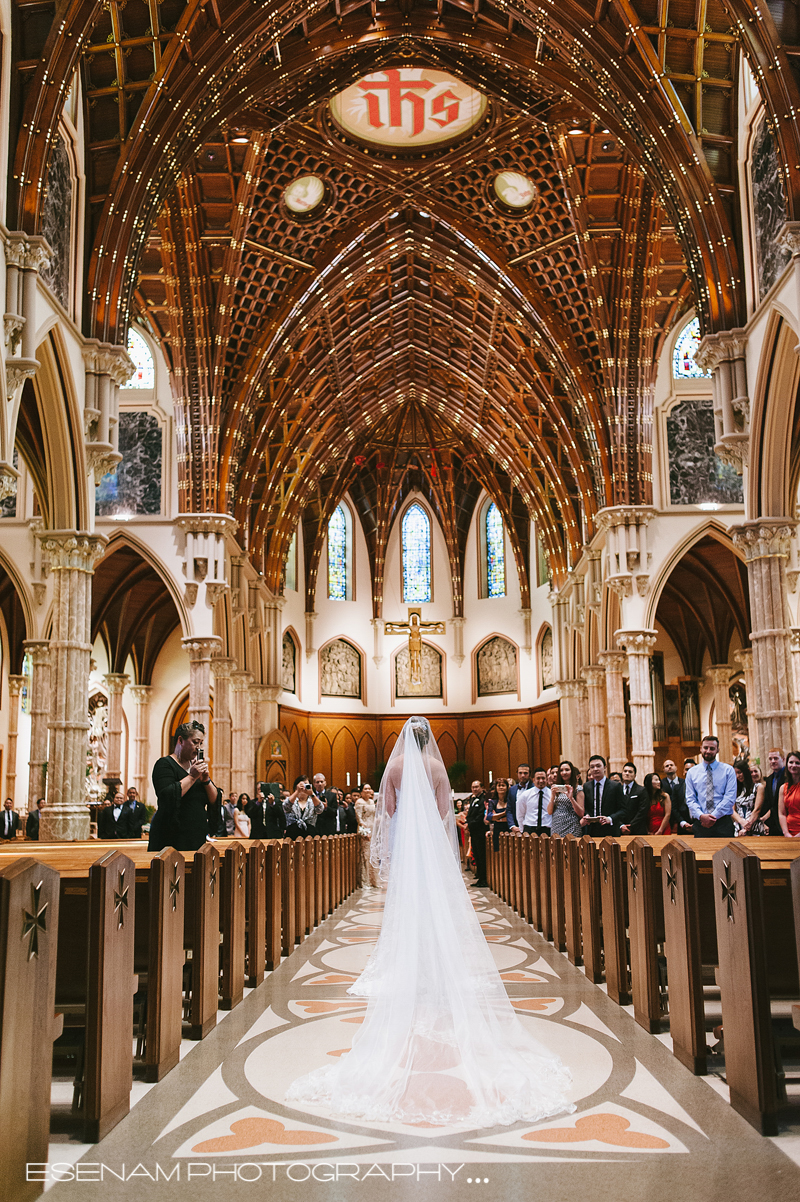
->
<box><xmin>286</xmin><ymin>716</ymin><xmax>575</xmax><ymax>1126</ymax></box>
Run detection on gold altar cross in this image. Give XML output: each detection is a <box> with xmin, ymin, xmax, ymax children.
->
<box><xmin>384</xmin><ymin>608</ymin><xmax>446</xmax><ymax>685</ymax></box>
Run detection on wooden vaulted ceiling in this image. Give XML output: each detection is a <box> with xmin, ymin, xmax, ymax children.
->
<box><xmin>10</xmin><ymin>0</ymin><xmax>800</xmax><ymax>608</ymax></box>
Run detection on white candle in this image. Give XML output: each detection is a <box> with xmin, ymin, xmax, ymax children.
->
<box><xmin>346</xmin><ymin>772</ymin><xmax>350</xmax><ymax>786</ymax></box>
<box><xmin>489</xmin><ymin>770</ymin><xmax>493</xmax><ymax>783</ymax></box>
<box><xmin>357</xmin><ymin>772</ymin><xmax>362</xmax><ymax>786</ymax></box>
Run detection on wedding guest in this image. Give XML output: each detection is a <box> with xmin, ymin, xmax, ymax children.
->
<box><xmin>454</xmin><ymin>799</ymin><xmax>469</xmax><ymax>864</ymax></box>
<box><xmin>488</xmin><ymin>778</ymin><xmax>510</xmax><ymax>850</ymax></box>
<box><xmin>580</xmin><ymin>755</ymin><xmax>618</xmax><ymax>830</ymax></box>
<box><xmin>506</xmin><ymin>763</ymin><xmax>532</xmax><ymax>833</ymax></box>
<box><xmin>98</xmin><ymin>787</ymin><xmax>129</xmax><ymax>839</ymax></box>
<box><xmin>1</xmin><ymin>797</ymin><xmax>20</xmax><ymax>840</ymax></box>
<box><xmin>685</xmin><ymin>735</ymin><xmax>736</xmax><ymax>837</ymax></box>
<box><xmin>619</xmin><ymin>762</ymin><xmax>648</xmax><ymax>834</ymax></box>
<box><xmin>732</xmin><ymin>759</ymin><xmax>767</xmax><ymax>836</ymax></box>
<box><xmin>518</xmin><ymin>768</ymin><xmax>551</xmax><ymax>835</ymax></box>
<box><xmin>547</xmin><ymin>761</ymin><xmax>584</xmax><ymax>836</ymax></box>
<box><xmin>777</xmin><ymin>751</ymin><xmax>800</xmax><ymax>837</ymax></box>
<box><xmin>466</xmin><ymin>780</ymin><xmax>489</xmax><ymax>887</ymax></box>
<box><xmin>609</xmin><ymin>771</ymin><xmax>623</xmax><ymax>784</ymax></box>
<box><xmin>750</xmin><ymin>763</ymin><xmax>763</xmax><ymax>784</ymax></box>
<box><xmin>149</xmin><ymin>720</ymin><xmax>222</xmax><ymax>851</ymax></box>
<box><xmin>284</xmin><ymin>778</ymin><xmax>317</xmax><ymax>837</ymax></box>
<box><xmin>763</xmin><ymin>748</ymin><xmax>786</xmax><ymax>835</ymax></box>
<box><xmin>26</xmin><ymin>797</ymin><xmax>45</xmax><ymax>840</ymax></box>
<box><xmin>233</xmin><ymin>793</ymin><xmax>251</xmax><ymax>839</ymax></box>
<box><xmin>247</xmin><ymin>784</ymin><xmax>286</xmax><ymax>838</ymax></box>
<box><xmin>641</xmin><ymin>773</ymin><xmax>672</xmax><ymax>834</ymax></box>
<box><xmin>122</xmin><ymin>787</ymin><xmax>149</xmax><ymax>838</ymax></box>
<box><xmin>221</xmin><ymin>791</ymin><xmax>238</xmax><ymax>836</ymax></box>
<box><xmin>355</xmin><ymin>784</ymin><xmax>379</xmax><ymax>887</ymax></box>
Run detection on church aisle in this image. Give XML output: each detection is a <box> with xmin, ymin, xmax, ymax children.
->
<box><xmin>46</xmin><ymin>883</ymin><xmax>800</xmax><ymax>1201</ymax></box>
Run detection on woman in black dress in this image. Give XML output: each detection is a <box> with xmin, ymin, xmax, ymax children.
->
<box><xmin>148</xmin><ymin>720</ymin><xmax>223</xmax><ymax>852</ymax></box>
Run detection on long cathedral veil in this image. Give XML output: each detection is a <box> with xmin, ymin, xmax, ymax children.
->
<box><xmin>286</xmin><ymin>716</ymin><xmax>574</xmax><ymax>1125</ymax></box>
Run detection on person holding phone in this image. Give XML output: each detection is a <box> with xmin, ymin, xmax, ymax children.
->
<box><xmin>148</xmin><ymin>720</ymin><xmax>222</xmax><ymax>851</ymax></box>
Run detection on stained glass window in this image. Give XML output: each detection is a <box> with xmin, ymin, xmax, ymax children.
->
<box><xmin>328</xmin><ymin>505</ymin><xmax>348</xmax><ymax>599</ymax></box>
<box><xmin>673</xmin><ymin>318</ymin><xmax>710</xmax><ymax>379</ymax></box>
<box><xmin>402</xmin><ymin>503</ymin><xmax>432</xmax><ymax>603</ymax></box>
<box><xmin>485</xmin><ymin>502</ymin><xmax>505</xmax><ymax>597</ymax></box>
<box><xmin>123</xmin><ymin>329</ymin><xmax>155</xmax><ymax>389</ymax></box>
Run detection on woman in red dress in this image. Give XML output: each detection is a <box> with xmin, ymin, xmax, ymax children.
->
<box><xmin>642</xmin><ymin>772</ymin><xmax>672</xmax><ymax>835</ymax></box>
<box><xmin>778</xmin><ymin>751</ymin><xmax>800</xmax><ymax>837</ymax></box>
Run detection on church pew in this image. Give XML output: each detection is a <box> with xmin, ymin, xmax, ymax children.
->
<box><xmin>281</xmin><ymin>840</ymin><xmax>296</xmax><ymax>956</ymax></box>
<box><xmin>185</xmin><ymin>843</ymin><xmax>221</xmax><ymax>1040</ymax></box>
<box><xmin>265</xmin><ymin>841</ymin><xmax>282</xmax><ymax>971</ymax></box>
<box><xmin>0</xmin><ymin>857</ymin><xmax>62</xmax><ymax>1202</ymax></box>
<box><xmin>321</xmin><ymin>836</ymin><xmax>331</xmax><ymax>917</ymax></box>
<box><xmin>305</xmin><ymin>838</ymin><xmax>316</xmax><ymax>938</ymax></box>
<box><xmin>564</xmin><ymin>835</ymin><xmax>583</xmax><ymax>967</ymax></box>
<box><xmin>485</xmin><ymin>832</ymin><xmax>494</xmax><ymax>892</ymax></box>
<box><xmin>496</xmin><ymin>832</ymin><xmax>505</xmax><ymax>902</ymax></box>
<box><xmin>219</xmin><ymin>841</ymin><xmax>246</xmax><ymax>1010</ymax></box>
<box><xmin>549</xmin><ymin>834</ymin><xmax>567</xmax><ymax>953</ymax></box>
<box><xmin>142</xmin><ymin>849</ymin><xmax>185</xmax><ymax>1081</ymax></box>
<box><xmin>661</xmin><ymin>839</ymin><xmax>707</xmax><ymax>1074</ymax></box>
<box><xmin>334</xmin><ymin>836</ymin><xmax>343</xmax><ymax>908</ymax></box>
<box><xmin>578</xmin><ymin>836</ymin><xmax>603</xmax><ymax>983</ymax></box>
<box><xmin>245</xmin><ymin>841</ymin><xmax>266</xmax><ymax>989</ymax></box>
<box><xmin>521</xmin><ymin>835</ymin><xmax>533</xmax><ymax>924</ymax></box>
<box><xmin>529</xmin><ymin>833</ymin><xmax>542</xmax><ymax>930</ymax></box>
<box><xmin>598</xmin><ymin>837</ymin><xmax>631</xmax><ymax>1005</ymax></box>
<box><xmin>511</xmin><ymin>834</ymin><xmax>520</xmax><ymax>913</ymax></box>
<box><xmin>627</xmin><ymin>838</ymin><xmax>665</xmax><ymax>1033</ymax></box>
<box><xmin>539</xmin><ymin>836</ymin><xmax>553</xmax><ymax>942</ymax></box>
<box><xmin>313</xmin><ymin>835</ymin><xmax>324</xmax><ymax>927</ymax></box>
<box><xmin>294</xmin><ymin>837</ymin><xmax>307</xmax><ymax>944</ymax></box>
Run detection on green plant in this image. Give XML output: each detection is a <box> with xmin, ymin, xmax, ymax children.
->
<box><xmin>447</xmin><ymin>760</ymin><xmax>471</xmax><ymax>790</ymax></box>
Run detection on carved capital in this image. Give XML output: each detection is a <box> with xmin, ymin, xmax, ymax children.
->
<box><xmin>695</xmin><ymin>328</ymin><xmax>748</xmax><ymax>372</ymax></box>
<box><xmin>231</xmin><ymin>669</ymin><xmax>254</xmax><ymax>693</ymax></box>
<box><xmin>128</xmin><ymin>685</ymin><xmax>153</xmax><ymax>705</ymax></box>
<box><xmin>616</xmin><ymin>628</ymin><xmax>658</xmax><ymax>656</ymax></box>
<box><xmin>714</xmin><ymin>433</ymin><xmax>748</xmax><ymax>473</ymax></box>
<box><xmin>23</xmin><ymin>639</ymin><xmax>50</xmax><ymax>667</ymax></box>
<box><xmin>4</xmin><ymin>313</ymin><xmax>24</xmax><ymax>352</ymax></box>
<box><xmin>0</xmin><ymin>461</ymin><xmax>18</xmax><ymax>502</ymax></box>
<box><xmin>4</xmin><ymin>234</ymin><xmax>27</xmax><ymax>270</ymax></box>
<box><xmin>86</xmin><ymin>444</ymin><xmax>122</xmax><ymax>484</ymax></box>
<box><xmin>597</xmin><ymin>649</ymin><xmax>627</xmax><ymax>673</ymax></box>
<box><xmin>211</xmin><ymin>656</ymin><xmax>235</xmax><ymax>680</ymax></box>
<box><xmin>635</xmin><ymin>575</ymin><xmax>651</xmax><ymax>598</ymax></box>
<box><xmin>205</xmin><ymin>582</ymin><xmax>228</xmax><ymax>606</ymax></box>
<box><xmin>32</xmin><ymin>582</ymin><xmax>47</xmax><ymax>606</ymax></box>
<box><xmin>595</xmin><ymin>505</ymin><xmax>657</xmax><ymax>532</ymax></box>
<box><xmin>778</xmin><ymin>220</ymin><xmax>800</xmax><ymax>259</ymax></box>
<box><xmin>7</xmin><ymin>358</ymin><xmax>38</xmax><ymax>398</ymax></box>
<box><xmin>606</xmin><ymin>575</ymin><xmax>633</xmax><ymax>599</ymax></box>
<box><xmin>557</xmin><ymin>678</ymin><xmax>587</xmax><ymax>701</ymax></box>
<box><xmin>7</xmin><ymin>674</ymin><xmax>26</xmax><ymax>698</ymax></box>
<box><xmin>23</xmin><ymin>236</ymin><xmax>51</xmax><ymax>274</ymax></box>
<box><xmin>184</xmin><ymin>582</ymin><xmax>198</xmax><ymax>608</ymax></box>
<box><xmin>707</xmin><ymin>664</ymin><xmax>732</xmax><ymax>687</ymax></box>
<box><xmin>174</xmin><ymin>513</ymin><xmax>238</xmax><ymax>538</ymax></box>
<box><xmin>731</xmin><ymin>520</ymin><xmax>795</xmax><ymax>562</ymax></box>
<box><xmin>734</xmin><ymin>647</ymin><xmax>753</xmax><ymax>671</ymax></box>
<box><xmin>103</xmin><ymin>673</ymin><xmax>130</xmax><ymax>696</ymax></box>
<box><xmin>41</xmin><ymin>532</ymin><xmax>107</xmax><ymax>572</ymax></box>
<box><xmin>181</xmin><ymin>636</ymin><xmax>222</xmax><ymax>663</ymax></box>
<box><xmin>581</xmin><ymin>664</ymin><xmax>606</xmax><ymax>689</ymax></box>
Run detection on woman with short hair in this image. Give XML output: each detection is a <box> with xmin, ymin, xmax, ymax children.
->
<box><xmin>148</xmin><ymin>720</ymin><xmax>222</xmax><ymax>851</ymax></box>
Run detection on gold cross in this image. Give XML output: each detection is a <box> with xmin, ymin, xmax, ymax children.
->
<box><xmin>665</xmin><ymin>855</ymin><xmax>678</xmax><ymax>906</ymax></box>
<box><xmin>169</xmin><ymin>861</ymin><xmax>180</xmax><ymax>912</ymax></box>
<box><xmin>384</xmin><ymin>607</ymin><xmax>446</xmax><ymax>686</ymax></box>
<box><xmin>22</xmin><ymin>881</ymin><xmax>48</xmax><ymax>960</ymax></box>
<box><xmin>114</xmin><ymin>869</ymin><xmax>129</xmax><ymax>929</ymax></box>
<box><xmin>719</xmin><ymin>860</ymin><xmax>737</xmax><ymax>922</ymax></box>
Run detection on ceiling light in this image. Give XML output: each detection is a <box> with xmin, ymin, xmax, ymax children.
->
<box><xmin>697</xmin><ymin>502</ymin><xmax>721</xmax><ymax>510</ymax></box>
<box><xmin>231</xmin><ymin>134</ymin><xmax>249</xmax><ymax>144</ymax></box>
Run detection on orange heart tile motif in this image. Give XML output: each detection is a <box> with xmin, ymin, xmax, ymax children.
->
<box><xmin>294</xmin><ymin>999</ymin><xmax>367</xmax><ymax>1015</ymax></box>
<box><xmin>192</xmin><ymin>1117</ymin><xmax>339</xmax><ymax>1153</ymax></box>
<box><xmin>512</xmin><ymin>998</ymin><xmax>558</xmax><ymax>1012</ymax></box>
<box><xmin>523</xmin><ymin>1114</ymin><xmax>669</xmax><ymax>1149</ymax></box>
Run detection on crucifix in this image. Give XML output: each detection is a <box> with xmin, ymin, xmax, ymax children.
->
<box><xmin>384</xmin><ymin>608</ymin><xmax>446</xmax><ymax>686</ymax></box>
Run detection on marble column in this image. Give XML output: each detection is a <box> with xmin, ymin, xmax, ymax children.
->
<box><xmin>231</xmin><ymin>669</ymin><xmax>253</xmax><ymax>796</ymax></box>
<box><xmin>129</xmin><ymin>685</ymin><xmax>152</xmax><ymax>803</ymax></box>
<box><xmin>181</xmin><ymin>637</ymin><xmax>221</xmax><ymax>737</ymax></box>
<box><xmin>24</xmin><ymin>640</ymin><xmax>50</xmax><ymax>809</ymax></box>
<box><xmin>732</xmin><ymin>520</ymin><xmax>798</xmax><ymax>762</ymax></box>
<box><xmin>556</xmin><ymin>679</ymin><xmax>588</xmax><ymax>769</ymax></box>
<box><xmin>211</xmin><ymin>658</ymin><xmax>234</xmax><ymax>797</ymax></box>
<box><xmin>250</xmin><ymin>682</ymin><xmax>272</xmax><ymax>789</ymax></box>
<box><xmin>616</xmin><ymin>630</ymin><xmax>657</xmax><ymax>776</ymax></box>
<box><xmin>4</xmin><ymin>675</ymin><xmax>26</xmax><ymax>805</ymax></box>
<box><xmin>598</xmin><ymin>650</ymin><xmax>627</xmax><ymax>772</ymax></box>
<box><xmin>707</xmin><ymin>665</ymin><xmax>733</xmax><ymax>762</ymax></box>
<box><xmin>103</xmin><ymin>673</ymin><xmax>129</xmax><ymax>790</ymax></box>
<box><xmin>734</xmin><ymin>647</ymin><xmax>756</xmax><ymax>750</ymax></box>
<box><xmin>582</xmin><ymin>664</ymin><xmax>608</xmax><ymax>761</ymax></box>
<box><xmin>41</xmin><ymin>532</ymin><xmax>106</xmax><ymax>840</ymax></box>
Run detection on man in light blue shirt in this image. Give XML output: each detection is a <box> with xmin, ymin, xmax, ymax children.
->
<box><xmin>685</xmin><ymin>735</ymin><xmax>737</xmax><ymax>838</ymax></box>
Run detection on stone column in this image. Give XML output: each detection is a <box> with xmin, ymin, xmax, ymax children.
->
<box><xmin>582</xmin><ymin>664</ymin><xmax>608</xmax><ymax>761</ymax></box>
<box><xmin>616</xmin><ymin>630</ymin><xmax>657</xmax><ymax>776</ymax></box>
<box><xmin>250</xmin><ymin>682</ymin><xmax>272</xmax><ymax>790</ymax></box>
<box><xmin>4</xmin><ymin>675</ymin><xmax>26</xmax><ymax>805</ymax></box>
<box><xmin>103</xmin><ymin>673</ymin><xmax>129</xmax><ymax>791</ymax></box>
<box><xmin>181</xmin><ymin>637</ymin><xmax>221</xmax><ymax>737</ymax></box>
<box><xmin>129</xmin><ymin>685</ymin><xmax>153</xmax><ymax>803</ymax></box>
<box><xmin>231</xmin><ymin>669</ymin><xmax>253</xmax><ymax>796</ymax></box>
<box><xmin>211</xmin><ymin>658</ymin><xmax>234</xmax><ymax>796</ymax></box>
<box><xmin>732</xmin><ymin>521</ymin><xmax>798</xmax><ymax>762</ymax></box>
<box><xmin>23</xmin><ymin>640</ymin><xmax>50</xmax><ymax>809</ymax></box>
<box><xmin>556</xmin><ymin>679</ymin><xmax>588</xmax><ymax>768</ymax></box>
<box><xmin>450</xmin><ymin>617</ymin><xmax>465</xmax><ymax>667</ymax></box>
<box><xmin>41</xmin><ymin>532</ymin><xmax>106</xmax><ymax>840</ymax></box>
<box><xmin>707</xmin><ymin>665</ymin><xmax>733</xmax><ymax>762</ymax></box>
<box><xmin>598</xmin><ymin>650</ymin><xmax>627</xmax><ymax>772</ymax></box>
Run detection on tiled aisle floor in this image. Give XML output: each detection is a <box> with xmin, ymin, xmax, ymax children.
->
<box><xmin>45</xmin><ymin>883</ymin><xmax>800</xmax><ymax>1201</ymax></box>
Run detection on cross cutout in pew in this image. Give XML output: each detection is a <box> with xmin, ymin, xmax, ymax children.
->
<box><xmin>169</xmin><ymin>862</ymin><xmax>180</xmax><ymax>912</ymax></box>
<box><xmin>665</xmin><ymin>855</ymin><xmax>678</xmax><ymax>905</ymax></box>
<box><xmin>720</xmin><ymin>859</ymin><xmax>737</xmax><ymax>922</ymax></box>
<box><xmin>601</xmin><ymin>852</ymin><xmax>609</xmax><ymax>883</ymax></box>
<box><xmin>114</xmin><ymin>870</ymin><xmax>129</xmax><ymax>929</ymax></box>
<box><xmin>209</xmin><ymin>865</ymin><xmax>217</xmax><ymax>898</ymax></box>
<box><xmin>630</xmin><ymin>858</ymin><xmax>639</xmax><ymax>892</ymax></box>
<box><xmin>22</xmin><ymin>881</ymin><xmax>48</xmax><ymax>960</ymax></box>
<box><xmin>384</xmin><ymin>608</ymin><xmax>445</xmax><ymax>686</ymax></box>
<box><xmin>237</xmin><ymin>857</ymin><xmax>244</xmax><ymax>887</ymax></box>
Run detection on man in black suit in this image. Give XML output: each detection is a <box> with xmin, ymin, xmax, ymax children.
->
<box><xmin>618</xmin><ymin>762</ymin><xmax>649</xmax><ymax>834</ymax></box>
<box><xmin>26</xmin><ymin>798</ymin><xmax>44</xmax><ymax>840</ymax></box>
<box><xmin>311</xmin><ymin>772</ymin><xmax>339</xmax><ymax>831</ymax></box>
<box><xmin>1</xmin><ymin>798</ymin><xmax>20</xmax><ymax>840</ymax></box>
<box><xmin>580</xmin><ymin>755</ymin><xmax>622</xmax><ymax>832</ymax></box>
<box><xmin>341</xmin><ymin>789</ymin><xmax>359</xmax><ymax>834</ymax></box>
<box><xmin>248</xmin><ymin>783</ymin><xmax>287</xmax><ymax>839</ymax></box>
<box><xmin>98</xmin><ymin>788</ymin><xmax>131</xmax><ymax>839</ymax></box>
<box><xmin>661</xmin><ymin>758</ymin><xmax>692</xmax><ymax>833</ymax></box>
<box><xmin>466</xmin><ymin>779</ymin><xmax>489</xmax><ymax>887</ymax></box>
<box><xmin>506</xmin><ymin>763</ymin><xmax>532</xmax><ymax>833</ymax></box>
<box><xmin>762</xmin><ymin>748</ymin><xmax>786</xmax><ymax>835</ymax></box>
<box><xmin>316</xmin><ymin>794</ymin><xmax>350</xmax><ymax>836</ymax></box>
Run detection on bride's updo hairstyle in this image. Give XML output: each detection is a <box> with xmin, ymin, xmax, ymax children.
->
<box><xmin>409</xmin><ymin>717</ymin><xmax>430</xmax><ymax>749</ymax></box>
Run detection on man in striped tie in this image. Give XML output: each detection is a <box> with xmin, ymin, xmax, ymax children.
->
<box><xmin>684</xmin><ymin>735</ymin><xmax>736</xmax><ymax>838</ymax></box>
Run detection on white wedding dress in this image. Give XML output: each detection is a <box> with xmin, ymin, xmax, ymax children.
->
<box><xmin>286</xmin><ymin>716</ymin><xmax>574</xmax><ymax>1126</ymax></box>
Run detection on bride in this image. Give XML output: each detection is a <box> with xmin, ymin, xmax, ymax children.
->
<box><xmin>286</xmin><ymin>715</ymin><xmax>574</xmax><ymax>1126</ymax></box>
